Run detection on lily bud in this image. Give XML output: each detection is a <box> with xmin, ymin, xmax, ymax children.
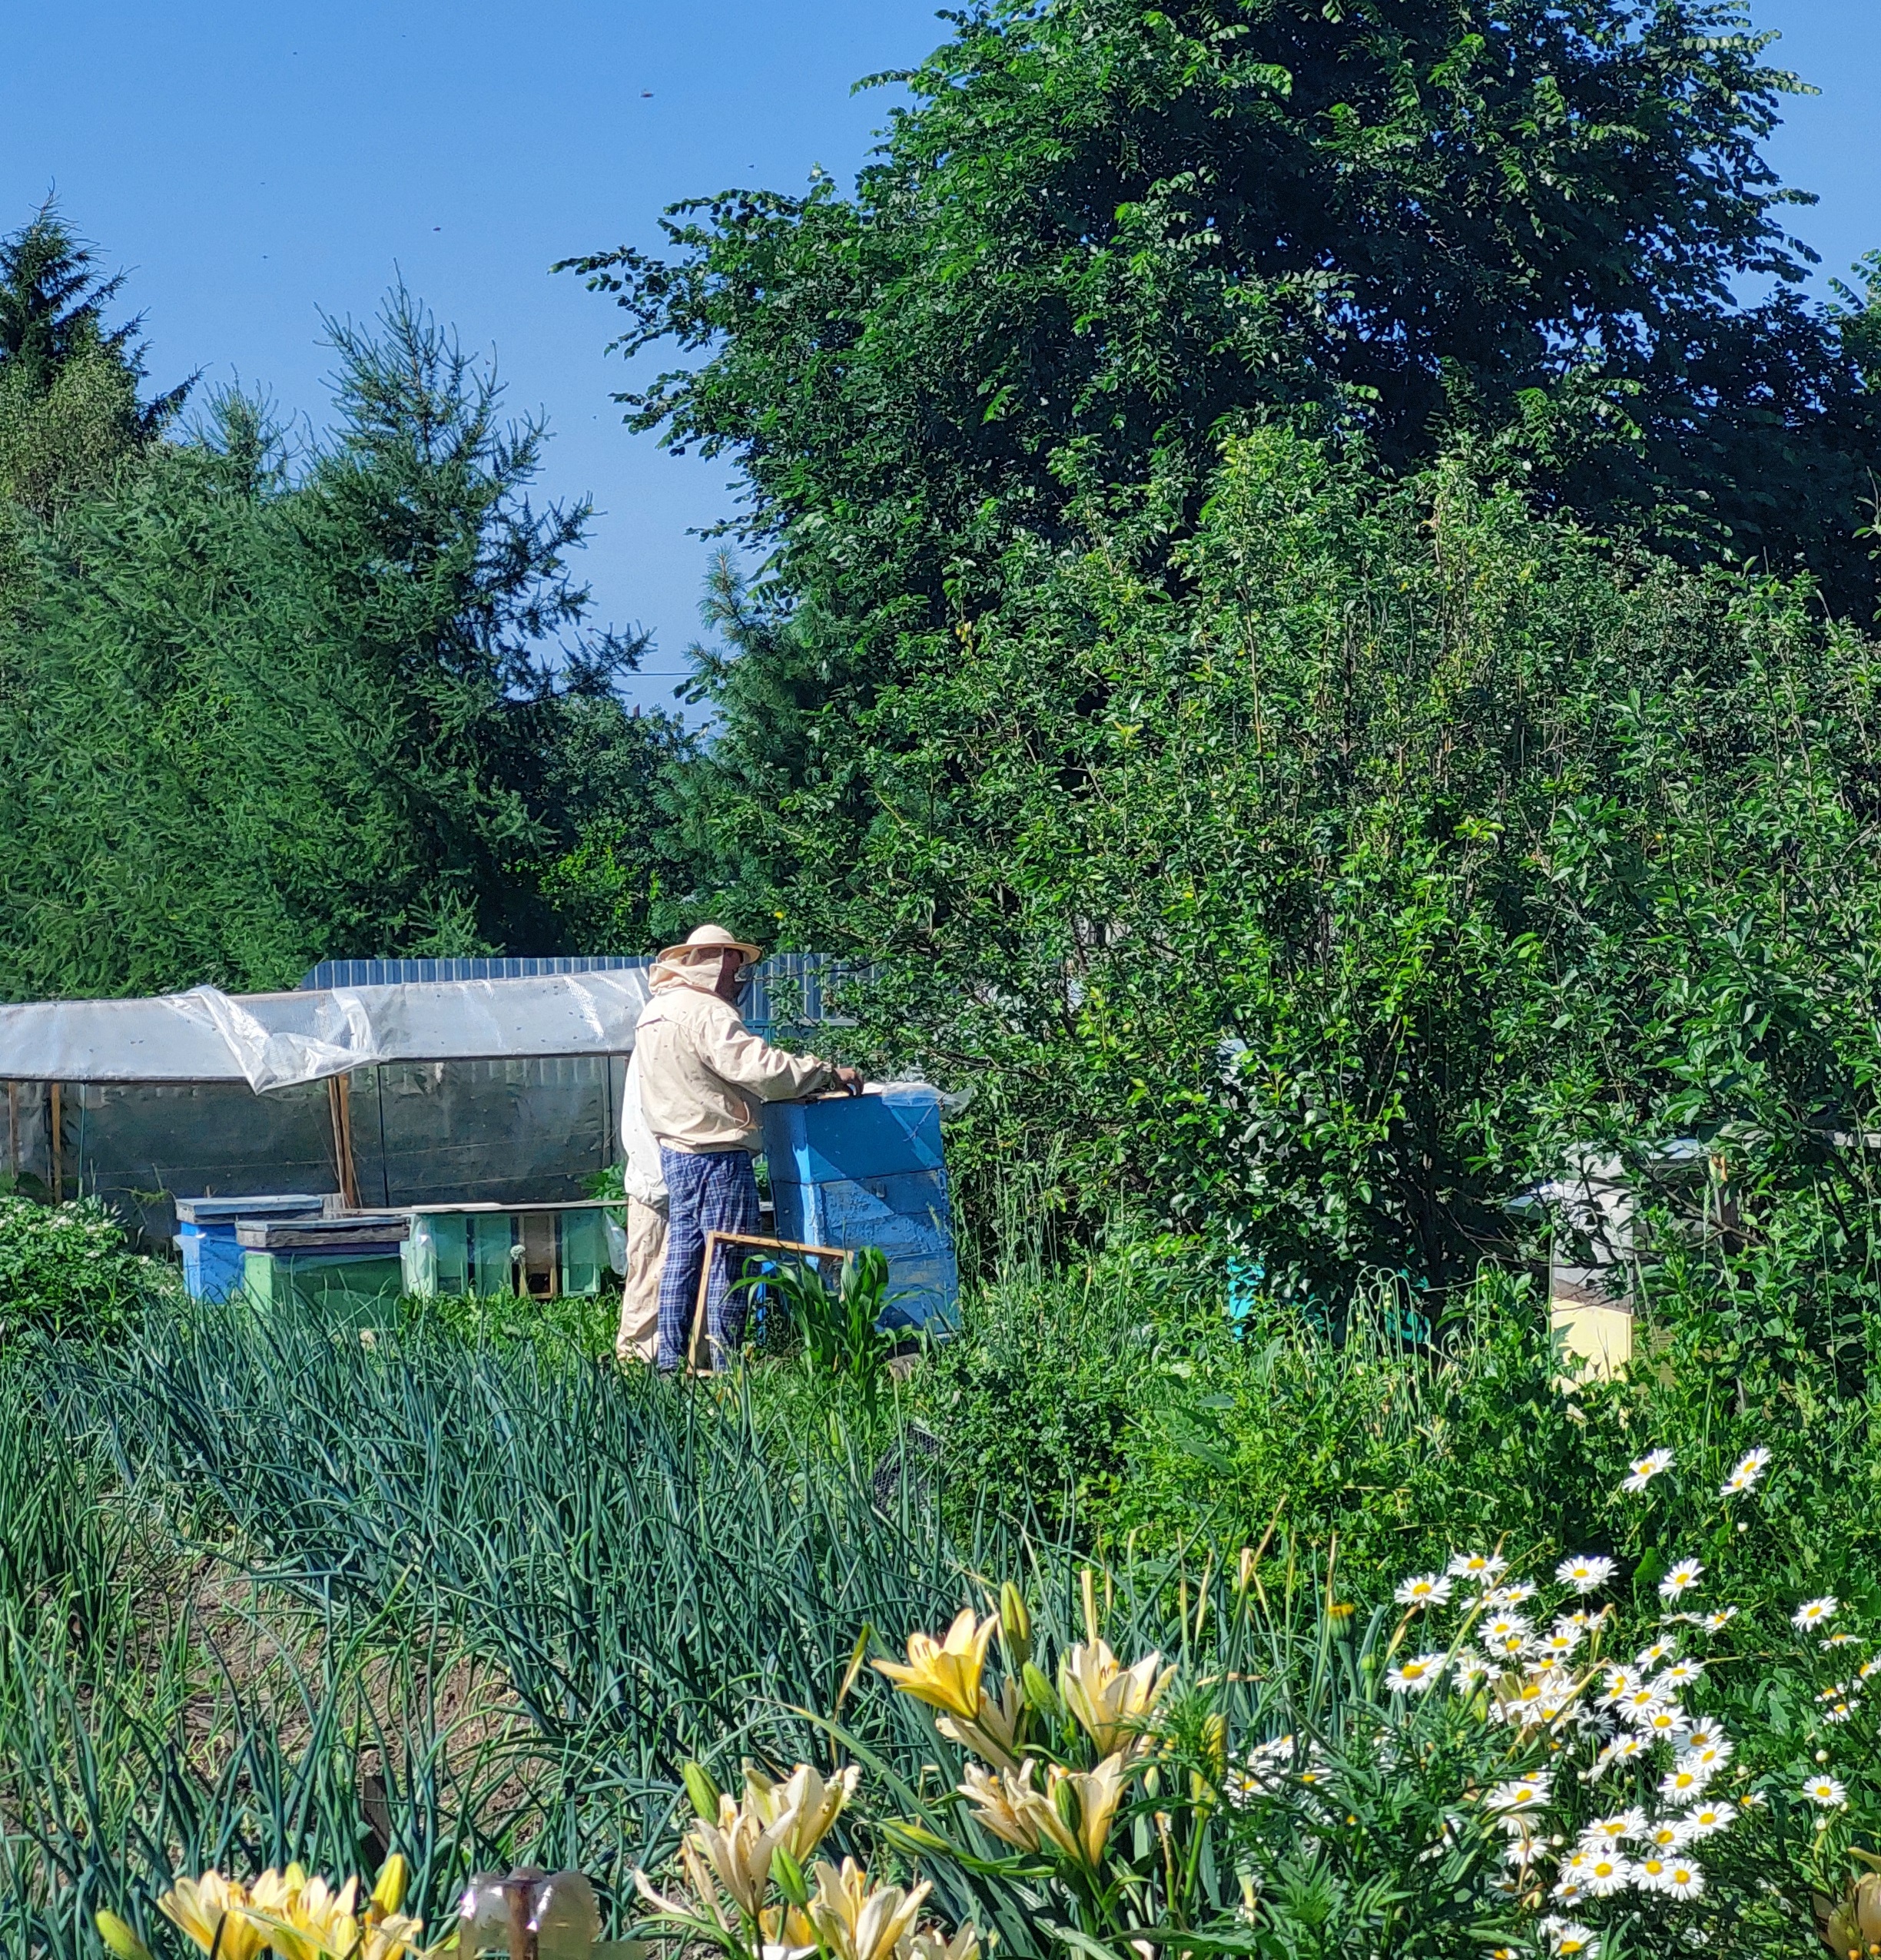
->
<box><xmin>682</xmin><ymin>1760</ymin><xmax>723</xmax><ymax>1823</ymax></box>
<box><xmin>882</xmin><ymin>1821</ymin><xmax>953</xmax><ymax>1857</ymax></box>
<box><xmin>1202</xmin><ymin>1711</ymin><xmax>1228</xmax><ymax>1779</ymax></box>
<box><xmin>370</xmin><ymin>1854</ymin><xmax>409</xmax><ymax>1916</ymax></box>
<box><xmin>1020</xmin><ymin>1661</ymin><xmax>1059</xmax><ymax>1716</ymax></box>
<box><xmin>998</xmin><ymin>1583</ymin><xmax>1032</xmax><ymax>1670</ymax></box>
<box><xmin>774</xmin><ymin>1846</ymin><xmax>811</xmax><ymax>1908</ymax></box>
<box><xmin>95</xmin><ymin>1913</ymin><xmax>154</xmax><ymax>1960</ymax></box>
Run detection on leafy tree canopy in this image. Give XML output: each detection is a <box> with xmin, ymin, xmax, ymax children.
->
<box><xmin>685</xmin><ymin>427</ymin><xmax>1881</xmax><ymax>1296</ymax></box>
<box><xmin>566</xmin><ymin>0</ymin><xmax>1881</xmax><ymax>658</ymax></box>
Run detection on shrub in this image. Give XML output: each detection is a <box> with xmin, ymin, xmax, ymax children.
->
<box><xmin>0</xmin><ymin>1194</ymin><xmax>151</xmax><ymax>1347</ymax></box>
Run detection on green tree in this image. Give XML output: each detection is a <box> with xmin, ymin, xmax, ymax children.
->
<box><xmin>0</xmin><ymin>201</ymin><xmax>191</xmax><ymax>599</ymax></box>
<box><xmin>704</xmin><ymin>426</ymin><xmax>1881</xmax><ymax>1295</ymax></box>
<box><xmin>563</xmin><ymin>0</ymin><xmax>1881</xmax><ymax>844</ymax></box>
<box><xmin>0</xmin><ymin>289</ymin><xmax>695</xmax><ymax>997</ymax></box>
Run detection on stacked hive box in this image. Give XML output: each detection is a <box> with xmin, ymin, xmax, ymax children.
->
<box><xmin>237</xmin><ymin>1214</ymin><xmax>409</xmax><ymax>1323</ymax></box>
<box><xmin>175</xmin><ymin>1193</ymin><xmax>327</xmax><ymax>1302</ymax></box>
<box><xmin>761</xmin><ymin>1086</ymin><xmax>958</xmax><ymax>1331</ymax></box>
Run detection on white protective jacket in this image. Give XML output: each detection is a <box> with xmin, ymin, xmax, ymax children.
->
<box><xmin>633</xmin><ymin>958</ymin><xmax>837</xmax><ymax>1154</ymax></box>
<box><xmin>619</xmin><ymin>1047</ymin><xmax>668</xmax><ymax>1209</ymax></box>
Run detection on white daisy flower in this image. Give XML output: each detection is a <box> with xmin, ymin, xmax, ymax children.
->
<box><xmin>1537</xmin><ymin>1625</ymin><xmax>1584</xmax><ymax>1661</ymax></box>
<box><xmin>1823</xmin><ymin>1633</ymin><xmax>1861</xmax><ymax>1650</ymax></box>
<box><xmin>1658</xmin><ymin>1557</ymin><xmax>1704</xmax><ymax>1602</ymax></box>
<box><xmin>1659</xmin><ymin>1859</ymin><xmax>1705</xmax><ymax>1899</ymax></box>
<box><xmin>1592</xmin><ymin>1734</ymin><xmax>1644</xmax><ymax>1778</ymax></box>
<box><xmin>1601</xmin><ymin>1666</ymin><xmax>1644</xmax><ymax>1704</ymax></box>
<box><xmin>1614</xmin><ymin>1681</ymin><xmax>1667</xmax><ymax>1723</ymax></box>
<box><xmin>1385</xmin><ymin>1651</ymin><xmax>1448</xmax><ymax>1693</ymax></box>
<box><xmin>1803</xmin><ymin>1774</ymin><xmax>1847</xmax><ymax>1807</ymax></box>
<box><xmin>1823</xmin><ymin>1696</ymin><xmax>1859</xmax><ymax>1724</ymax></box>
<box><xmin>1487</xmin><ymin>1628</ymin><xmax>1530</xmax><ymax>1659</ymax></box>
<box><xmin>1548</xmin><ymin>1877</ymin><xmax>1587</xmax><ymax>1909</ymax></box>
<box><xmin>1556</xmin><ymin>1554</ymin><xmax>1616</xmax><ymax>1594</ymax></box>
<box><xmin>1634</xmin><ymin>1637</ymin><xmax>1678</xmax><ymax>1668</ymax></box>
<box><xmin>1679</xmin><ymin>1737</ymin><xmax>1732</xmax><ymax>1778</ymax></box>
<box><xmin>1395</xmin><ymin>1572</ymin><xmax>1454</xmax><ymax>1609</ymax></box>
<box><xmin>1451</xmin><ymin>1648</ymin><xmax>1491</xmax><ymax>1689</ymax></box>
<box><xmin>1488</xmin><ymin>1581</ymin><xmax>1538</xmax><ymax>1608</ymax></box>
<box><xmin>1504</xmin><ymin>1831</ymin><xmax>1548</xmax><ymax>1866</ymax></box>
<box><xmin>1621</xmin><ymin>1448</ymin><xmax>1674</xmax><ymax>1494</ymax></box>
<box><xmin>1554</xmin><ymin>1847</ymin><xmax>1592</xmax><ymax>1879</ymax></box>
<box><xmin>1859</xmin><ymin>1657</ymin><xmax>1881</xmax><ymax>1681</ymax></box>
<box><xmin>1719</xmin><ymin>1445</ymin><xmax>1770</xmax><ymax>1496</ymax></box>
<box><xmin>1640</xmin><ymin>1704</ymin><xmax>1690</xmax><ymax>1743</ymax></box>
<box><xmin>1639</xmin><ymin>1818</ymin><xmax>1690</xmax><ymax>1852</ymax></box>
<box><xmin>1486</xmin><ymin>1772</ymin><xmax>1552</xmax><ymax>1813</ymax></box>
<box><xmin>1699</xmin><ymin>1607</ymin><xmax>1738</xmax><ymax>1633</ymax></box>
<box><xmin>1683</xmin><ymin>1722</ymin><xmax>1728</xmax><ymax>1756</ymax></box>
<box><xmin>1660</xmin><ymin>1764</ymin><xmax>1710</xmax><ymax>1802</ymax></box>
<box><xmin>1580</xmin><ymin>1808</ymin><xmax>1644</xmax><ymax>1846</ymax></box>
<box><xmin>1483</xmin><ymin>1613</ymin><xmax>1533</xmax><ymax>1644</ymax></box>
<box><xmin>1581</xmin><ymin>1851</ymin><xmax>1634</xmax><ymax>1896</ymax></box>
<box><xmin>1680</xmin><ymin>1801</ymin><xmax>1733</xmax><ymax>1839</ymax></box>
<box><xmin>1544</xmin><ymin>1918</ymin><xmax>1601</xmax><ymax>1956</ymax></box>
<box><xmin>1658</xmin><ymin>1658</ymin><xmax>1705</xmax><ymax>1690</ymax></box>
<box><xmin>1446</xmin><ymin>1550</ymin><xmax>1508</xmax><ymax>1583</ymax></box>
<box><xmin>1793</xmin><ymin>1596</ymin><xmax>1840</xmax><ymax>1631</ymax></box>
<box><xmin>1634</xmin><ymin>1853</ymin><xmax>1671</xmax><ymax>1891</ymax></box>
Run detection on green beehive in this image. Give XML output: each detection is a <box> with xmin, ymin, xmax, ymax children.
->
<box><xmin>237</xmin><ymin>1215</ymin><xmax>410</xmax><ymax>1325</ymax></box>
<box><xmin>400</xmin><ymin>1202</ymin><xmax>612</xmax><ymax>1301</ymax></box>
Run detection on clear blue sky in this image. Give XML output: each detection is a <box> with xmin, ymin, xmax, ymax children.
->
<box><xmin>2</xmin><ymin>2</ymin><xmax>1876</xmax><ymax>717</ymax></box>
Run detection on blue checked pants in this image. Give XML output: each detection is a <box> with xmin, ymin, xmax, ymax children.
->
<box><xmin>656</xmin><ymin>1147</ymin><xmax>761</xmax><ymax>1371</ymax></box>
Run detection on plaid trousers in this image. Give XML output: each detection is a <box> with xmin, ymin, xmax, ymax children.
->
<box><xmin>655</xmin><ymin>1147</ymin><xmax>761</xmax><ymax>1371</ymax></box>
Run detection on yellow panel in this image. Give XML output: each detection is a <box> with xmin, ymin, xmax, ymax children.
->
<box><xmin>1550</xmin><ymin>1299</ymin><xmax>1634</xmax><ymax>1383</ymax></box>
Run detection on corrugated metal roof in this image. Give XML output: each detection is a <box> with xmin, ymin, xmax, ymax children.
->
<box><xmin>301</xmin><ymin>956</ymin><xmax>647</xmax><ymax>988</ymax></box>
<box><xmin>299</xmin><ymin>952</ymin><xmax>851</xmax><ymax>1030</ymax></box>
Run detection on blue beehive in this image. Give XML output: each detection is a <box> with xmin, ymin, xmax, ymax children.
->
<box><xmin>761</xmin><ymin>1087</ymin><xmax>959</xmax><ymax>1332</ymax></box>
<box><xmin>174</xmin><ymin>1194</ymin><xmax>328</xmax><ymax>1302</ymax></box>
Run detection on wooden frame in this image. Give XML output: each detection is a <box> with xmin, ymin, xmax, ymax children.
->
<box><xmin>688</xmin><ymin>1229</ymin><xmax>849</xmax><ymax>1371</ymax></box>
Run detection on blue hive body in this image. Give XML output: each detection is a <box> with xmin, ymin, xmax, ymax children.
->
<box><xmin>761</xmin><ymin>1088</ymin><xmax>959</xmax><ymax>1331</ymax></box>
<box><xmin>174</xmin><ymin>1193</ymin><xmax>328</xmax><ymax>1302</ymax></box>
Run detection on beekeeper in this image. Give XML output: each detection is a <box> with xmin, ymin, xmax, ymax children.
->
<box><xmin>613</xmin><ymin>1042</ymin><xmax>667</xmax><ymax>1365</ymax></box>
<box><xmin>633</xmin><ymin>924</ymin><xmax>861</xmax><ymax>1371</ymax></box>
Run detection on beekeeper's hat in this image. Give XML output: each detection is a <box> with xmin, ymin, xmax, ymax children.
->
<box><xmin>658</xmin><ymin>921</ymin><xmax>763</xmax><ymax>971</ymax></box>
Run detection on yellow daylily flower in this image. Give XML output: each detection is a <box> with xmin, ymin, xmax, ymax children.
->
<box><xmin>1032</xmin><ymin>1755</ymin><xmax>1129</xmax><ymax>1869</ymax></box>
<box><xmin>807</xmin><ymin>1858</ymin><xmax>930</xmax><ymax>1960</ymax></box>
<box><xmin>874</xmin><ymin>1609</ymin><xmax>998</xmax><ymax>1721</ymax></box>
<box><xmin>635</xmin><ymin>1836</ymin><xmax>734</xmax><ymax>1934</ymax></box>
<box><xmin>937</xmin><ymin>1676</ymin><xmax>1025</xmax><ymax>1770</ymax></box>
<box><xmin>370</xmin><ymin>1856</ymin><xmax>410</xmax><ymax>1919</ymax></box>
<box><xmin>158</xmin><ymin>1873</ymin><xmax>268</xmax><ymax>1960</ymax></box>
<box><xmin>959</xmin><ymin>1759</ymin><xmax>1045</xmax><ymax>1852</ymax></box>
<box><xmin>1058</xmin><ymin>1640</ymin><xmax>1175</xmax><ymax>1756</ymax></box>
<box><xmin>692</xmin><ymin>1783</ymin><xmax>804</xmax><ymax>1919</ymax></box>
<box><xmin>744</xmin><ymin>1762</ymin><xmax>861</xmax><ymax>1863</ymax></box>
<box><xmin>758</xmin><ymin>1901</ymin><xmax>821</xmax><ymax>1960</ymax></box>
<box><xmin>909</xmin><ymin>1926</ymin><xmax>980</xmax><ymax>1960</ymax></box>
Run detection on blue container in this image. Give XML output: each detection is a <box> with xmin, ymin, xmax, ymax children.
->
<box><xmin>174</xmin><ymin>1194</ymin><xmax>327</xmax><ymax>1303</ymax></box>
<box><xmin>761</xmin><ymin>1089</ymin><xmax>958</xmax><ymax>1332</ymax></box>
